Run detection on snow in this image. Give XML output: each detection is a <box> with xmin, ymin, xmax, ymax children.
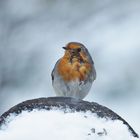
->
<box><xmin>0</xmin><ymin>109</ymin><xmax>138</xmax><ymax>140</ymax></box>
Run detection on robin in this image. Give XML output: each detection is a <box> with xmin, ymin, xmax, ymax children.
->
<box><xmin>51</xmin><ymin>42</ymin><xmax>96</xmax><ymax>99</ymax></box>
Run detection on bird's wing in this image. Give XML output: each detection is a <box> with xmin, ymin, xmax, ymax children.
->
<box><xmin>51</xmin><ymin>59</ymin><xmax>61</xmax><ymax>81</ymax></box>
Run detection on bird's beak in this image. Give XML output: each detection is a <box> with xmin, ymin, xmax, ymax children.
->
<box><xmin>62</xmin><ymin>47</ymin><xmax>67</xmax><ymax>50</ymax></box>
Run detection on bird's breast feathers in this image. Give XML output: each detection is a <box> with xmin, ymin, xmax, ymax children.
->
<box><xmin>57</xmin><ymin>57</ymin><xmax>92</xmax><ymax>82</ymax></box>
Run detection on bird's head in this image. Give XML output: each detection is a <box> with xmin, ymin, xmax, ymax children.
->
<box><xmin>62</xmin><ymin>42</ymin><xmax>88</xmax><ymax>63</ymax></box>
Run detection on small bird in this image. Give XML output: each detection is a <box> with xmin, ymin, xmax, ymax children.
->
<box><xmin>51</xmin><ymin>42</ymin><xmax>96</xmax><ymax>99</ymax></box>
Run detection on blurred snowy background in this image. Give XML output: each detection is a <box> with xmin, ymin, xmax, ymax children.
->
<box><xmin>0</xmin><ymin>0</ymin><xmax>139</xmax><ymax>135</ymax></box>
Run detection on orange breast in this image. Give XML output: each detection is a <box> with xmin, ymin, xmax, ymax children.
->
<box><xmin>57</xmin><ymin>57</ymin><xmax>92</xmax><ymax>82</ymax></box>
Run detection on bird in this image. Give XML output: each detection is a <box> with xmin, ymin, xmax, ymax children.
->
<box><xmin>51</xmin><ymin>42</ymin><xmax>96</xmax><ymax>99</ymax></box>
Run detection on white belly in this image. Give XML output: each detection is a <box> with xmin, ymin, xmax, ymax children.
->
<box><xmin>52</xmin><ymin>76</ymin><xmax>92</xmax><ymax>99</ymax></box>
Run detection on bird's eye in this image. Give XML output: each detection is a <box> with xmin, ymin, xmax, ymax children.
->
<box><xmin>77</xmin><ymin>48</ymin><xmax>81</xmax><ymax>52</ymax></box>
